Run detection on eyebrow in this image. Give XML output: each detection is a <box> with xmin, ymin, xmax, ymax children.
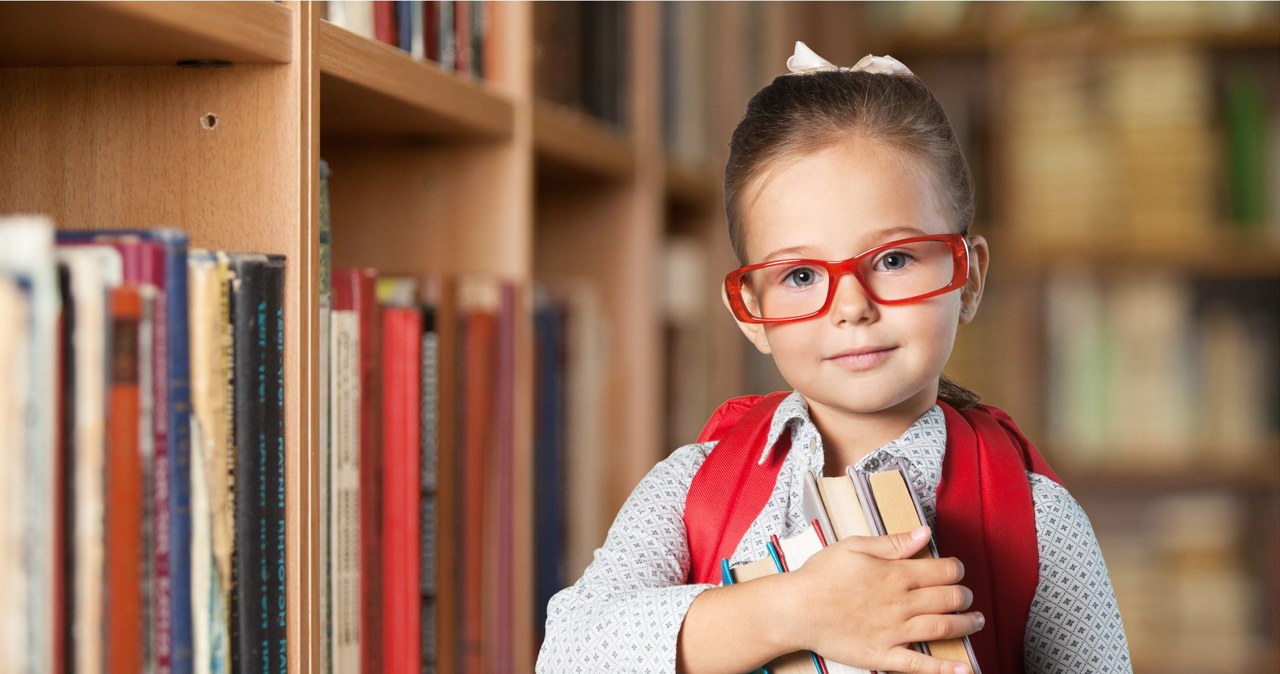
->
<box><xmin>760</xmin><ymin>226</ymin><xmax>929</xmax><ymax>262</ymax></box>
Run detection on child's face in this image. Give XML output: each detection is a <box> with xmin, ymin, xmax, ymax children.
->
<box><xmin>730</xmin><ymin>135</ymin><xmax>986</xmax><ymax>425</ymax></box>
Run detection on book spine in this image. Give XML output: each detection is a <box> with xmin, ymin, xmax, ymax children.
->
<box><xmin>382</xmin><ymin>307</ymin><xmax>422</xmax><ymax>674</ymax></box>
<box><xmin>265</xmin><ymin>256</ymin><xmax>288</xmax><ymax>673</ymax></box>
<box><xmin>231</xmin><ymin>254</ymin><xmax>269</xmax><ymax>674</ymax></box>
<box><xmin>355</xmin><ymin>271</ymin><xmax>383</xmax><ymax>674</ymax></box>
<box><xmin>106</xmin><ymin>287</ymin><xmax>145</xmax><ymax>674</ymax></box>
<box><xmin>156</xmin><ymin>230</ymin><xmax>194</xmax><ymax>674</ymax></box>
<box><xmin>328</xmin><ymin>306</ymin><xmax>361</xmax><ymax>673</ymax></box>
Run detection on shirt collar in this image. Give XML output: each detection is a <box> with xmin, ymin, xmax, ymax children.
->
<box><xmin>757</xmin><ymin>391</ymin><xmax>947</xmax><ymax>479</ymax></box>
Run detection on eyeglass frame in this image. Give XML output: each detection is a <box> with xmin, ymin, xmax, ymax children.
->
<box><xmin>723</xmin><ymin>233</ymin><xmax>971</xmax><ymax>325</ymax></box>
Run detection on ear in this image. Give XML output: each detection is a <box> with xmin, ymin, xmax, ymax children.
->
<box><xmin>722</xmin><ymin>285</ymin><xmax>772</xmax><ymax>354</ymax></box>
<box><xmin>959</xmin><ymin>234</ymin><xmax>989</xmax><ymax>325</ymax></box>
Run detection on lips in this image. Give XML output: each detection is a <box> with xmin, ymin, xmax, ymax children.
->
<box><xmin>825</xmin><ymin>345</ymin><xmax>896</xmax><ymax>371</ymax></box>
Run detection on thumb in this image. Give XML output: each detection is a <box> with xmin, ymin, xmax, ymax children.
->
<box><xmin>845</xmin><ymin>525</ymin><xmax>933</xmax><ymax>560</ymax></box>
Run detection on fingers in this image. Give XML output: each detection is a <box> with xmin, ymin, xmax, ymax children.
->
<box><xmin>886</xmin><ymin>645</ymin><xmax>978</xmax><ymax>674</ymax></box>
<box><xmin>908</xmin><ymin>583</ymin><xmax>974</xmax><ymax>615</ymax></box>
<box><xmin>901</xmin><ymin>610</ymin><xmax>985</xmax><ymax>646</ymax></box>
<box><xmin>839</xmin><ymin>525</ymin><xmax>933</xmax><ymax>560</ymax></box>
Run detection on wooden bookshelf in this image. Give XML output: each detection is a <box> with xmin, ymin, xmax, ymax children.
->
<box><xmin>0</xmin><ymin>1</ymin><xmax>755</xmax><ymax>670</ymax></box>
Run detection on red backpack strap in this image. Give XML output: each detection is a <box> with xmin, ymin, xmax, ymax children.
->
<box><xmin>937</xmin><ymin>402</ymin><xmax>1060</xmax><ymax>674</ymax></box>
<box><xmin>684</xmin><ymin>392</ymin><xmax>792</xmax><ymax>585</ymax></box>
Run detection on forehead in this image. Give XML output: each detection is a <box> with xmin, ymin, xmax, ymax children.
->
<box><xmin>740</xmin><ymin>136</ymin><xmax>950</xmax><ymax>262</ymax></box>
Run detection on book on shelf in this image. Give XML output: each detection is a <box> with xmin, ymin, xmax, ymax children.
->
<box><xmin>324</xmin><ymin>0</ymin><xmax>492</xmax><ymax>79</ymax></box>
<box><xmin>722</xmin><ymin>464</ymin><xmax>980</xmax><ymax>674</ymax></box>
<box><xmin>229</xmin><ymin>252</ymin><xmax>288</xmax><ymax>674</ymax></box>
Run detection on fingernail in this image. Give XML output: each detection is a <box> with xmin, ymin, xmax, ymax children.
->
<box><xmin>910</xmin><ymin>526</ymin><xmax>929</xmax><ymax>541</ymax></box>
<box><xmin>975</xmin><ymin>612</ymin><xmax>985</xmax><ymax>628</ymax></box>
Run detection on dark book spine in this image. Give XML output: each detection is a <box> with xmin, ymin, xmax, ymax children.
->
<box><xmin>265</xmin><ymin>256</ymin><xmax>288</xmax><ymax>673</ymax></box>
<box><xmin>420</xmin><ymin>307</ymin><xmax>438</xmax><ymax>671</ymax></box>
<box><xmin>55</xmin><ymin>264</ymin><xmax>74</xmax><ymax>674</ymax></box>
<box><xmin>231</xmin><ymin>254</ymin><xmax>269</xmax><ymax>674</ymax></box>
<box><xmin>155</xmin><ymin>229</ymin><xmax>194</xmax><ymax>674</ymax></box>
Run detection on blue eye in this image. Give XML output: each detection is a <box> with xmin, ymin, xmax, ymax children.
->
<box><xmin>874</xmin><ymin>251</ymin><xmax>914</xmax><ymax>272</ymax></box>
<box><xmin>782</xmin><ymin>266</ymin><xmax>821</xmax><ymax>288</ymax></box>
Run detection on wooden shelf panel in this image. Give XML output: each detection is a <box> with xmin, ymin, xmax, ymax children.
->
<box><xmin>663</xmin><ymin>156</ymin><xmax>719</xmax><ymax>213</ymax></box>
<box><xmin>0</xmin><ymin>1</ymin><xmax>292</xmax><ymax>67</ymax></box>
<box><xmin>318</xmin><ymin>20</ymin><xmax>513</xmax><ymax>141</ymax></box>
<box><xmin>1057</xmin><ymin>462</ymin><xmax>1280</xmax><ymax>493</ymax></box>
<box><xmin>1005</xmin><ymin>232</ymin><xmax>1280</xmax><ymax>279</ymax></box>
<box><xmin>533</xmin><ymin>100</ymin><xmax>634</xmax><ymax>182</ymax></box>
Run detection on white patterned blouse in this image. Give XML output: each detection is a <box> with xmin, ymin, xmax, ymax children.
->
<box><xmin>537</xmin><ymin>392</ymin><xmax>1132</xmax><ymax>673</ymax></box>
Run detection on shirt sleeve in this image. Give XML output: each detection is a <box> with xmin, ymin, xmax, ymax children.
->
<box><xmin>1023</xmin><ymin>473</ymin><xmax>1134</xmax><ymax>673</ymax></box>
<box><xmin>536</xmin><ymin>443</ymin><xmax>717</xmax><ymax>673</ymax></box>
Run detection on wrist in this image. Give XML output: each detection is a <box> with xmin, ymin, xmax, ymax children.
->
<box><xmin>757</xmin><ymin>570</ymin><xmax>811</xmax><ymax>654</ymax></box>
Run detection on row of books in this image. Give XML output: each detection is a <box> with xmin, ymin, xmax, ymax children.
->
<box><xmin>1003</xmin><ymin>38</ymin><xmax>1280</xmax><ymax>253</ymax></box>
<box><xmin>324</xmin><ymin>0</ymin><xmax>493</xmax><ymax>80</ymax></box>
<box><xmin>1094</xmin><ymin>492</ymin><xmax>1269</xmax><ymax>670</ymax></box>
<box><xmin>0</xmin><ymin>216</ymin><xmax>287</xmax><ymax>674</ymax></box>
<box><xmin>723</xmin><ymin>461</ymin><xmax>978</xmax><ymax>674</ymax></box>
<box><xmin>1043</xmin><ymin>266</ymin><xmax>1278</xmax><ymax>469</ymax></box>
<box><xmin>318</xmin><ymin>158</ymin><xmax>618</xmax><ymax>673</ymax></box>
<box><xmin>533</xmin><ymin>1</ymin><xmax>630</xmax><ymax>129</ymax></box>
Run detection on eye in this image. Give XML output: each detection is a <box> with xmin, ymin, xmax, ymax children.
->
<box><xmin>781</xmin><ymin>265</ymin><xmax>822</xmax><ymax>288</ymax></box>
<box><xmin>874</xmin><ymin>250</ymin><xmax>914</xmax><ymax>272</ymax></box>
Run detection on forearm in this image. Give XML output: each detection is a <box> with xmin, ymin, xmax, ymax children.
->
<box><xmin>677</xmin><ymin>572</ymin><xmax>801</xmax><ymax>674</ymax></box>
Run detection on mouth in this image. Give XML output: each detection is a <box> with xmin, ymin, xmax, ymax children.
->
<box><xmin>825</xmin><ymin>345</ymin><xmax>896</xmax><ymax>371</ymax></box>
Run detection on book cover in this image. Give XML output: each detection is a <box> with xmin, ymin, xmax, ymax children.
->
<box><xmin>532</xmin><ymin>293</ymin><xmax>566</xmax><ymax>643</ymax></box>
<box><xmin>853</xmin><ymin>462</ymin><xmax>980</xmax><ymax>672</ymax></box>
<box><xmin>264</xmin><ymin>256</ymin><xmax>287</xmax><ymax>674</ymax></box>
<box><xmin>374</xmin><ymin>0</ymin><xmax>397</xmax><ymax>46</ymax></box>
<box><xmin>318</xmin><ymin>158</ymin><xmax>333</xmax><ymax>674</ymax></box>
<box><xmin>106</xmin><ymin>285</ymin><xmax>145</xmax><ymax>674</ymax></box>
<box><xmin>0</xmin><ymin>272</ymin><xmax>33</xmax><ymax>670</ymax></box>
<box><xmin>381</xmin><ymin>305</ymin><xmax>422</xmax><ymax>674</ymax></box>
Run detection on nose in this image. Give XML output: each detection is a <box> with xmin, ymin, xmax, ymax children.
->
<box><xmin>828</xmin><ymin>270</ymin><xmax>877</xmax><ymax>325</ymax></box>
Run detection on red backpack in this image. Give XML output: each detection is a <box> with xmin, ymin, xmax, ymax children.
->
<box><xmin>683</xmin><ymin>393</ymin><xmax>1061</xmax><ymax>674</ymax></box>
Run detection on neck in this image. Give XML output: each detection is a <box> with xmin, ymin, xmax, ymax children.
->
<box><xmin>806</xmin><ymin>393</ymin><xmax>936</xmax><ymax>477</ymax></box>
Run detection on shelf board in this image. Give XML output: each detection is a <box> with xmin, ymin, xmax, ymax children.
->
<box><xmin>533</xmin><ymin>100</ymin><xmax>634</xmax><ymax>182</ymax></box>
<box><xmin>1005</xmin><ymin>230</ymin><xmax>1280</xmax><ymax>279</ymax></box>
<box><xmin>318</xmin><ymin>20</ymin><xmax>513</xmax><ymax>141</ymax></box>
<box><xmin>1058</xmin><ymin>462</ymin><xmax>1280</xmax><ymax>493</ymax></box>
<box><xmin>0</xmin><ymin>1</ymin><xmax>292</xmax><ymax>67</ymax></box>
<box><xmin>664</xmin><ymin>156</ymin><xmax>720</xmax><ymax>212</ymax></box>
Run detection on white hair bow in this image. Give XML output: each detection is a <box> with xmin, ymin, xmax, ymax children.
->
<box><xmin>785</xmin><ymin>41</ymin><xmax>913</xmax><ymax>76</ymax></box>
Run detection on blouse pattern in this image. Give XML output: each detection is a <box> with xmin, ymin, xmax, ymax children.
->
<box><xmin>537</xmin><ymin>392</ymin><xmax>1132</xmax><ymax>673</ymax></box>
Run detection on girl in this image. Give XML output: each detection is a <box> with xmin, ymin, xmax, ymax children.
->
<box><xmin>537</xmin><ymin>43</ymin><xmax>1130</xmax><ymax>674</ymax></box>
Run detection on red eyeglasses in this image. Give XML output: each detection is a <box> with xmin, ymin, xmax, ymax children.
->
<box><xmin>724</xmin><ymin>234</ymin><xmax>970</xmax><ymax>324</ymax></box>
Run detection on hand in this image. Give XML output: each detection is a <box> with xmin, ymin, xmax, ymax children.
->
<box><xmin>781</xmin><ymin>526</ymin><xmax>983</xmax><ymax>674</ymax></box>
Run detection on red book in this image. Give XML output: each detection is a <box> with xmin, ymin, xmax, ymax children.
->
<box><xmin>456</xmin><ymin>276</ymin><xmax>498</xmax><ymax>673</ymax></box>
<box><xmin>381</xmin><ymin>306</ymin><xmax>423</xmax><ymax>674</ymax></box>
<box><xmin>106</xmin><ymin>286</ymin><xmax>145</xmax><ymax>674</ymax></box>
<box><xmin>374</xmin><ymin>0</ymin><xmax>397</xmax><ymax>46</ymax></box>
<box><xmin>333</xmin><ymin>268</ymin><xmax>383</xmax><ymax>674</ymax></box>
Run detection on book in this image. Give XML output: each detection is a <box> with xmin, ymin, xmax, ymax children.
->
<box><xmin>333</xmin><ymin>267</ymin><xmax>383</xmax><ymax>674</ymax></box>
<box><xmin>56</xmin><ymin>244</ymin><xmax>124</xmax><ymax>674</ymax></box>
<box><xmin>382</xmin><ymin>305</ymin><xmax>423</xmax><ymax>674</ymax></box>
<box><xmin>318</xmin><ymin>158</ymin><xmax>333</xmax><ymax>674</ymax></box>
<box><xmin>328</xmin><ymin>294</ymin><xmax>361</xmax><ymax>673</ymax></box>
<box><xmin>0</xmin><ymin>215</ymin><xmax>59</xmax><ymax>674</ymax></box>
<box><xmin>852</xmin><ymin>462</ymin><xmax>979</xmax><ymax>670</ymax></box>
<box><xmin>229</xmin><ymin>253</ymin><xmax>287</xmax><ymax>674</ymax></box>
<box><xmin>421</xmin><ymin>275</ymin><xmax>457</xmax><ymax>674</ymax></box>
<box><xmin>105</xmin><ymin>285</ymin><xmax>146</xmax><ymax>674</ymax></box>
<box><xmin>188</xmin><ymin>250</ymin><xmax>235</xmax><ymax>674</ymax></box>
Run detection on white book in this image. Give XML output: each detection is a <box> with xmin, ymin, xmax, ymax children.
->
<box><xmin>56</xmin><ymin>245</ymin><xmax>123</xmax><ymax>674</ymax></box>
<box><xmin>0</xmin><ymin>215</ymin><xmax>58</xmax><ymax>674</ymax></box>
<box><xmin>0</xmin><ymin>273</ymin><xmax>31</xmax><ymax>673</ymax></box>
<box><xmin>330</xmin><ymin>309</ymin><xmax>362</xmax><ymax>672</ymax></box>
